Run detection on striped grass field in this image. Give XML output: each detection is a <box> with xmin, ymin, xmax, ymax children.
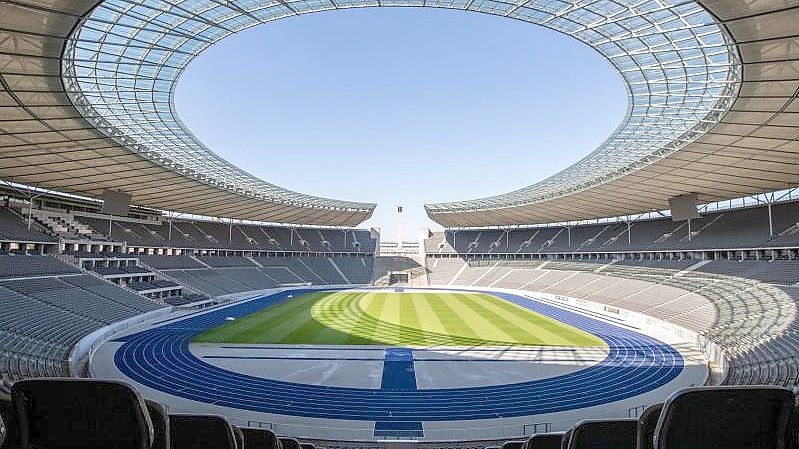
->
<box><xmin>193</xmin><ymin>291</ymin><xmax>605</xmax><ymax>347</ymax></box>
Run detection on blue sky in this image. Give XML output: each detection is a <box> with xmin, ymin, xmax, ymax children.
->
<box><xmin>176</xmin><ymin>8</ymin><xmax>626</xmax><ymax>242</ymax></box>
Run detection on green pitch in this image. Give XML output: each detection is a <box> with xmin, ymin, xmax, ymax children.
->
<box><xmin>194</xmin><ymin>291</ymin><xmax>604</xmax><ymax>347</ymax></box>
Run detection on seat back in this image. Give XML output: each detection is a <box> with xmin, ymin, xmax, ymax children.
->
<box><xmin>234</xmin><ymin>427</ymin><xmax>244</xmax><ymax>449</ymax></box>
<box><xmin>240</xmin><ymin>428</ymin><xmax>281</xmax><ymax>449</ymax></box>
<box><xmin>561</xmin><ymin>429</ymin><xmax>573</xmax><ymax>449</ymax></box>
<box><xmin>526</xmin><ymin>433</ymin><xmax>564</xmax><ymax>449</ymax></box>
<box><xmin>11</xmin><ymin>378</ymin><xmax>152</xmax><ymax>449</ymax></box>
<box><xmin>145</xmin><ymin>401</ymin><xmax>170</xmax><ymax>449</ymax></box>
<box><xmin>279</xmin><ymin>437</ymin><xmax>301</xmax><ymax>449</ymax></box>
<box><xmin>654</xmin><ymin>386</ymin><xmax>795</xmax><ymax>449</ymax></box>
<box><xmin>170</xmin><ymin>415</ymin><xmax>237</xmax><ymax>449</ymax></box>
<box><xmin>567</xmin><ymin>419</ymin><xmax>637</xmax><ymax>449</ymax></box>
<box><xmin>502</xmin><ymin>441</ymin><xmax>525</xmax><ymax>449</ymax></box>
<box><xmin>636</xmin><ymin>404</ymin><xmax>663</xmax><ymax>449</ymax></box>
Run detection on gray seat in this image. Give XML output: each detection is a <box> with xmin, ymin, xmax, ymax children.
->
<box><xmin>278</xmin><ymin>438</ymin><xmax>301</xmax><ymax>449</ymax></box>
<box><xmin>567</xmin><ymin>419</ymin><xmax>637</xmax><ymax>449</ymax></box>
<box><xmin>525</xmin><ymin>433</ymin><xmax>564</xmax><ymax>449</ymax></box>
<box><xmin>636</xmin><ymin>404</ymin><xmax>663</xmax><ymax>449</ymax></box>
<box><xmin>240</xmin><ymin>428</ymin><xmax>281</xmax><ymax>449</ymax></box>
<box><xmin>654</xmin><ymin>386</ymin><xmax>795</xmax><ymax>449</ymax></box>
<box><xmin>233</xmin><ymin>427</ymin><xmax>244</xmax><ymax>449</ymax></box>
<box><xmin>145</xmin><ymin>401</ymin><xmax>170</xmax><ymax>449</ymax></box>
<box><xmin>170</xmin><ymin>415</ymin><xmax>237</xmax><ymax>449</ymax></box>
<box><xmin>503</xmin><ymin>441</ymin><xmax>525</xmax><ymax>449</ymax></box>
<box><xmin>561</xmin><ymin>429</ymin><xmax>573</xmax><ymax>449</ymax></box>
<box><xmin>11</xmin><ymin>378</ymin><xmax>153</xmax><ymax>449</ymax></box>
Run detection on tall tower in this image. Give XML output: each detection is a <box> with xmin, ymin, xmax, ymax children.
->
<box><xmin>396</xmin><ymin>205</ymin><xmax>404</xmax><ymax>250</ymax></box>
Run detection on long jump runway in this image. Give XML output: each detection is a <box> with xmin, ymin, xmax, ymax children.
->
<box><xmin>92</xmin><ymin>288</ymin><xmax>706</xmax><ymax>440</ymax></box>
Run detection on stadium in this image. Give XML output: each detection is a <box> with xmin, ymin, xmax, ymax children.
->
<box><xmin>0</xmin><ymin>0</ymin><xmax>799</xmax><ymax>449</ymax></box>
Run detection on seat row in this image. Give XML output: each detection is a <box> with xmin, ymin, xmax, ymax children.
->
<box><xmin>0</xmin><ymin>380</ymin><xmax>797</xmax><ymax>449</ymax></box>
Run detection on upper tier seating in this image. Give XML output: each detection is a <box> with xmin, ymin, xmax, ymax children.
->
<box><xmin>74</xmin><ymin>216</ymin><xmax>376</xmax><ymax>253</ymax></box>
<box><xmin>0</xmin><ymin>209</ymin><xmax>56</xmax><ymax>243</ymax></box>
<box><xmin>426</xmin><ymin>201</ymin><xmax>799</xmax><ymax>255</ymax></box>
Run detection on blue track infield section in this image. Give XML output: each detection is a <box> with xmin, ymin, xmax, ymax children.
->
<box><xmin>112</xmin><ymin>288</ymin><xmax>685</xmax><ymax>422</ymax></box>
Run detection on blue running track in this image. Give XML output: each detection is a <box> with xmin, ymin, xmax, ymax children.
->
<box><xmin>112</xmin><ymin>289</ymin><xmax>684</xmax><ymax>421</ymax></box>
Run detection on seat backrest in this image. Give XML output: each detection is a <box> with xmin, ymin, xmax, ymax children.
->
<box><xmin>170</xmin><ymin>415</ymin><xmax>237</xmax><ymax>449</ymax></box>
<box><xmin>526</xmin><ymin>433</ymin><xmax>564</xmax><ymax>449</ymax></box>
<box><xmin>789</xmin><ymin>405</ymin><xmax>799</xmax><ymax>449</ymax></box>
<box><xmin>567</xmin><ymin>419</ymin><xmax>637</xmax><ymax>449</ymax></box>
<box><xmin>654</xmin><ymin>386</ymin><xmax>795</xmax><ymax>449</ymax></box>
<box><xmin>240</xmin><ymin>428</ymin><xmax>281</xmax><ymax>449</ymax></box>
<box><xmin>502</xmin><ymin>441</ymin><xmax>525</xmax><ymax>449</ymax></box>
<box><xmin>145</xmin><ymin>401</ymin><xmax>170</xmax><ymax>449</ymax></box>
<box><xmin>234</xmin><ymin>427</ymin><xmax>244</xmax><ymax>449</ymax></box>
<box><xmin>278</xmin><ymin>437</ymin><xmax>301</xmax><ymax>449</ymax></box>
<box><xmin>636</xmin><ymin>404</ymin><xmax>663</xmax><ymax>449</ymax></box>
<box><xmin>561</xmin><ymin>429</ymin><xmax>573</xmax><ymax>449</ymax></box>
<box><xmin>11</xmin><ymin>378</ymin><xmax>153</xmax><ymax>449</ymax></box>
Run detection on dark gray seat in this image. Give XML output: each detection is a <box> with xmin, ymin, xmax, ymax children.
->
<box><xmin>145</xmin><ymin>401</ymin><xmax>170</xmax><ymax>449</ymax></box>
<box><xmin>654</xmin><ymin>386</ymin><xmax>795</xmax><ymax>449</ymax></box>
<box><xmin>561</xmin><ymin>429</ymin><xmax>573</xmax><ymax>449</ymax></box>
<box><xmin>503</xmin><ymin>441</ymin><xmax>525</xmax><ymax>449</ymax></box>
<box><xmin>525</xmin><ymin>433</ymin><xmax>564</xmax><ymax>449</ymax></box>
<box><xmin>241</xmin><ymin>428</ymin><xmax>281</xmax><ymax>449</ymax></box>
<box><xmin>567</xmin><ymin>419</ymin><xmax>637</xmax><ymax>449</ymax></box>
<box><xmin>11</xmin><ymin>378</ymin><xmax>153</xmax><ymax>449</ymax></box>
<box><xmin>278</xmin><ymin>438</ymin><xmax>301</xmax><ymax>449</ymax></box>
<box><xmin>234</xmin><ymin>427</ymin><xmax>244</xmax><ymax>449</ymax></box>
<box><xmin>636</xmin><ymin>404</ymin><xmax>663</xmax><ymax>449</ymax></box>
<box><xmin>170</xmin><ymin>415</ymin><xmax>237</xmax><ymax>449</ymax></box>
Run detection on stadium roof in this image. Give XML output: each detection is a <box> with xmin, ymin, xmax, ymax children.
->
<box><xmin>426</xmin><ymin>0</ymin><xmax>799</xmax><ymax>226</ymax></box>
<box><xmin>0</xmin><ymin>0</ymin><xmax>796</xmax><ymax>228</ymax></box>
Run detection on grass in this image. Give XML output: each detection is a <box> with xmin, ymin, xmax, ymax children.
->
<box><xmin>193</xmin><ymin>291</ymin><xmax>605</xmax><ymax>347</ymax></box>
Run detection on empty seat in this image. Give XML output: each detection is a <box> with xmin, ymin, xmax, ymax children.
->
<box><xmin>279</xmin><ymin>438</ymin><xmax>301</xmax><ymax>449</ymax></box>
<box><xmin>636</xmin><ymin>404</ymin><xmax>663</xmax><ymax>449</ymax></box>
<box><xmin>654</xmin><ymin>386</ymin><xmax>795</xmax><ymax>449</ymax></box>
<box><xmin>170</xmin><ymin>415</ymin><xmax>237</xmax><ymax>449</ymax></box>
<box><xmin>567</xmin><ymin>419</ymin><xmax>637</xmax><ymax>449</ymax></box>
<box><xmin>561</xmin><ymin>429</ymin><xmax>573</xmax><ymax>449</ymax></box>
<box><xmin>11</xmin><ymin>378</ymin><xmax>152</xmax><ymax>449</ymax></box>
<box><xmin>233</xmin><ymin>427</ymin><xmax>244</xmax><ymax>449</ymax></box>
<box><xmin>240</xmin><ymin>428</ymin><xmax>281</xmax><ymax>449</ymax></box>
<box><xmin>145</xmin><ymin>401</ymin><xmax>170</xmax><ymax>449</ymax></box>
<box><xmin>503</xmin><ymin>441</ymin><xmax>525</xmax><ymax>449</ymax></box>
<box><xmin>526</xmin><ymin>433</ymin><xmax>564</xmax><ymax>449</ymax></box>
